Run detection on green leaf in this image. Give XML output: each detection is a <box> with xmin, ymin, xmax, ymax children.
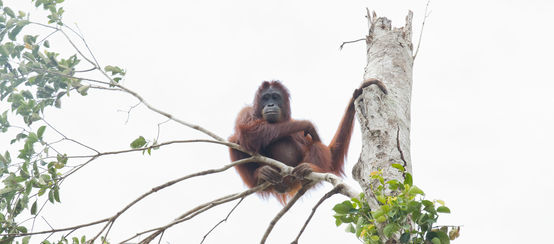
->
<box><xmin>16</xmin><ymin>226</ymin><xmax>27</xmax><ymax>233</ymax></box>
<box><xmin>104</xmin><ymin>65</ymin><xmax>126</xmax><ymax>76</ymax></box>
<box><xmin>431</xmin><ymin>237</ymin><xmax>441</xmax><ymax>244</ymax></box>
<box><xmin>377</xmin><ymin>195</ymin><xmax>386</xmax><ymax>204</ymax></box>
<box><xmin>8</xmin><ymin>22</ymin><xmax>25</xmax><ymax>41</ymax></box>
<box><xmin>54</xmin><ymin>187</ymin><xmax>60</xmax><ymax>202</ymax></box>
<box><xmin>22</xmin><ymin>236</ymin><xmax>31</xmax><ymax>244</ymax></box>
<box><xmin>4</xmin><ymin>7</ymin><xmax>14</xmax><ymax>18</ymax></box>
<box><xmin>422</xmin><ymin>200</ymin><xmax>434</xmax><ymax>207</ymax></box>
<box><xmin>130</xmin><ymin>136</ymin><xmax>147</xmax><ymax>149</ymax></box>
<box><xmin>77</xmin><ymin>85</ymin><xmax>90</xmax><ymax>95</ymax></box>
<box><xmin>37</xmin><ymin>125</ymin><xmax>46</xmax><ymax>139</ymax></box>
<box><xmin>335</xmin><ymin>217</ymin><xmax>342</xmax><ymax>226</ymax></box>
<box><xmin>404</xmin><ymin>173</ymin><xmax>413</xmax><ymax>186</ymax></box>
<box><xmin>437</xmin><ymin>206</ymin><xmax>450</xmax><ymax>213</ymax></box>
<box><xmin>409</xmin><ymin>186</ymin><xmax>424</xmax><ymax>196</ymax></box>
<box><xmin>437</xmin><ymin>230</ymin><xmax>450</xmax><ymax>244</ymax></box>
<box><xmin>383</xmin><ymin>223</ymin><xmax>399</xmax><ymax>237</ymax></box>
<box><xmin>48</xmin><ymin>189</ymin><xmax>55</xmax><ymax>203</ymax></box>
<box><xmin>333</xmin><ymin>201</ymin><xmax>353</xmax><ymax>214</ymax></box>
<box><xmin>371</xmin><ymin>235</ymin><xmax>379</xmax><ymax>241</ymax></box>
<box><xmin>355</xmin><ymin>217</ymin><xmax>364</xmax><ymax>237</ymax></box>
<box><xmin>31</xmin><ymin>200</ymin><xmax>37</xmax><ymax>215</ymax></box>
<box><xmin>400</xmin><ymin>232</ymin><xmax>410</xmax><ymax>243</ymax></box>
<box><xmin>345</xmin><ymin>223</ymin><xmax>355</xmax><ymax>233</ymax></box>
<box><xmin>391</xmin><ymin>163</ymin><xmax>404</xmax><ymax>172</ymax></box>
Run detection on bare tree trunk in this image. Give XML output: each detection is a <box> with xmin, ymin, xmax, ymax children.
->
<box><xmin>352</xmin><ymin>11</ymin><xmax>414</xmax><ymax>215</ymax></box>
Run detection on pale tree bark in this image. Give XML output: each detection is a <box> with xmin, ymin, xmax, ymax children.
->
<box><xmin>352</xmin><ymin>10</ymin><xmax>414</xmax><ymax>214</ymax></box>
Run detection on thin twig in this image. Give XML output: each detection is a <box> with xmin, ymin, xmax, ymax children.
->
<box><xmin>59</xmin><ymin>29</ymin><xmax>97</xmax><ymax>67</ymax></box>
<box><xmin>37</xmin><ymin>29</ymin><xmax>59</xmax><ymax>45</ymax></box>
<box><xmin>291</xmin><ymin>185</ymin><xmax>343</xmax><ymax>244</ymax></box>
<box><xmin>155</xmin><ymin>119</ymin><xmax>171</xmax><ymax>142</ymax></box>
<box><xmin>89</xmin><ymin>85</ymin><xmax>122</xmax><ymax>91</ymax></box>
<box><xmin>200</xmin><ymin>197</ymin><xmax>245</xmax><ymax>244</ymax></box>
<box><xmin>29</xmin><ymin>21</ymin><xmax>58</xmax><ymax>30</ymax></box>
<box><xmin>116</xmin><ymin>101</ymin><xmax>142</xmax><ymax>124</ymax></box>
<box><xmin>366</xmin><ymin>8</ymin><xmax>372</xmax><ymax>35</ymax></box>
<box><xmin>42</xmin><ymin>118</ymin><xmax>100</xmax><ymax>153</ymax></box>
<box><xmin>62</xmin><ymin>24</ymin><xmax>223</xmax><ymax>144</ymax></box>
<box><xmin>260</xmin><ymin>183</ymin><xmax>314</xmax><ymax>244</ymax></box>
<box><xmin>74</xmin><ymin>67</ymin><xmax>97</xmax><ymax>73</ymax></box>
<box><xmin>339</xmin><ymin>38</ymin><xmax>366</xmax><ymax>50</ymax></box>
<box><xmin>66</xmin><ymin>24</ymin><xmax>103</xmax><ymax>69</ymax></box>
<box><xmin>413</xmin><ymin>0</ymin><xmax>431</xmax><ymax>60</ymax></box>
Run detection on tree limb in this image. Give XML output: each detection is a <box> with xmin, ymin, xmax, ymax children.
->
<box><xmin>260</xmin><ymin>182</ymin><xmax>314</xmax><ymax>244</ymax></box>
<box><xmin>291</xmin><ymin>185</ymin><xmax>343</xmax><ymax>244</ymax></box>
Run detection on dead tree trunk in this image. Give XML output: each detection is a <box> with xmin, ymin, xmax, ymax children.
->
<box><xmin>352</xmin><ymin>10</ymin><xmax>414</xmax><ymax>216</ymax></box>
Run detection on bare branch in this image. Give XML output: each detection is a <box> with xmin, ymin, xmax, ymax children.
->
<box><xmin>113</xmin><ymin>83</ymin><xmax>226</xmax><ymax>141</ymax></box>
<box><xmin>65</xmin><ymin>24</ymin><xmax>103</xmax><ymax>69</ymax></box>
<box><xmin>58</xmin><ymin>139</ymin><xmax>246</xmax><ymax>181</ymax></box>
<box><xmin>339</xmin><ymin>38</ymin><xmax>366</xmax><ymax>50</ymax></box>
<box><xmin>42</xmin><ymin>118</ymin><xmax>100</xmax><ymax>154</ymax></box>
<box><xmin>155</xmin><ymin>119</ymin><xmax>171</xmax><ymax>142</ymax></box>
<box><xmin>59</xmin><ymin>139</ymin><xmax>243</xmax><ymax>160</ymax></box>
<box><xmin>413</xmin><ymin>0</ymin><xmax>431</xmax><ymax>60</ymax></box>
<box><xmin>0</xmin><ymin>217</ymin><xmax>110</xmax><ymax>237</ymax></box>
<box><xmin>37</xmin><ymin>29</ymin><xmax>59</xmax><ymax>45</ymax></box>
<box><xmin>116</xmin><ymin>101</ymin><xmax>142</xmax><ymax>124</ymax></box>
<box><xmin>89</xmin><ymin>157</ymin><xmax>257</xmax><ymax>243</ymax></box>
<box><xmin>5</xmin><ymin>157</ymin><xmax>258</xmax><ymax>240</ymax></box>
<box><xmin>121</xmin><ymin>183</ymin><xmax>271</xmax><ymax>244</ymax></box>
<box><xmin>59</xmin><ymin>29</ymin><xmax>98</xmax><ymax>67</ymax></box>
<box><xmin>89</xmin><ymin>85</ymin><xmax>122</xmax><ymax>91</ymax></box>
<box><xmin>291</xmin><ymin>185</ymin><xmax>343</xmax><ymax>244</ymax></box>
<box><xmin>200</xmin><ymin>197</ymin><xmax>245</xmax><ymax>244</ymax></box>
<box><xmin>260</xmin><ymin>183</ymin><xmax>314</xmax><ymax>244</ymax></box>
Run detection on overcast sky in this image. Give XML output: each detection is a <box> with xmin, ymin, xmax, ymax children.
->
<box><xmin>2</xmin><ymin>0</ymin><xmax>554</xmax><ymax>243</ymax></box>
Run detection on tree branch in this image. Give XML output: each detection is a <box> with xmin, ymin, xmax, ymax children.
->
<box><xmin>123</xmin><ymin>183</ymin><xmax>271</xmax><ymax>244</ymax></box>
<box><xmin>260</xmin><ymin>182</ymin><xmax>314</xmax><ymax>244</ymax></box>
<box><xmin>413</xmin><ymin>0</ymin><xmax>431</xmax><ymax>60</ymax></box>
<box><xmin>291</xmin><ymin>185</ymin><xmax>343</xmax><ymax>244</ymax></box>
<box><xmin>200</xmin><ymin>197</ymin><xmax>245</xmax><ymax>244</ymax></box>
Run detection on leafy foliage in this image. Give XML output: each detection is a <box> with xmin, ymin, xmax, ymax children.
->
<box><xmin>333</xmin><ymin>165</ymin><xmax>460</xmax><ymax>244</ymax></box>
<box><xmin>0</xmin><ymin>0</ymin><xmax>124</xmax><ymax>242</ymax></box>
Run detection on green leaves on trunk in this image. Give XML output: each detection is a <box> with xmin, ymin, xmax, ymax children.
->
<box><xmin>333</xmin><ymin>166</ymin><xmax>460</xmax><ymax>244</ymax></box>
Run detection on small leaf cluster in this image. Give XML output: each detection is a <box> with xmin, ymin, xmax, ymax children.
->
<box><xmin>104</xmin><ymin>65</ymin><xmax>125</xmax><ymax>83</ymax></box>
<box><xmin>32</xmin><ymin>0</ymin><xmax>65</xmax><ymax>25</ymax></box>
<box><xmin>0</xmin><ymin>0</ymin><xmax>127</xmax><ymax>243</ymax></box>
<box><xmin>0</xmin><ymin>1</ymin><xmax>94</xmax><ymax>243</ymax></box>
<box><xmin>333</xmin><ymin>165</ymin><xmax>460</xmax><ymax>244</ymax></box>
<box><xmin>0</xmin><ymin>0</ymin><xmax>85</xmax><ymax>127</ymax></box>
<box><xmin>0</xmin><ymin>126</ymin><xmax>68</xmax><ymax>243</ymax></box>
<box><xmin>130</xmin><ymin>136</ymin><xmax>159</xmax><ymax>155</ymax></box>
<box><xmin>38</xmin><ymin>235</ymin><xmax>96</xmax><ymax>244</ymax></box>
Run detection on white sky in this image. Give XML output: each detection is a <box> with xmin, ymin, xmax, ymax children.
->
<box><xmin>2</xmin><ymin>0</ymin><xmax>554</xmax><ymax>243</ymax></box>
